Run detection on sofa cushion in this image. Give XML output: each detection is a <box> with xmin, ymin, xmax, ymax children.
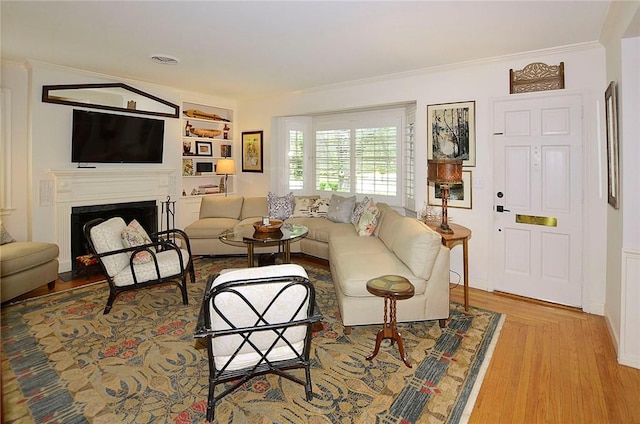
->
<box><xmin>113</xmin><ymin>248</ymin><xmax>190</xmax><ymax>287</ymax></box>
<box><xmin>329</xmin><ymin>236</ymin><xmax>427</xmax><ymax>296</ymax></box>
<box><xmin>309</xmin><ymin>198</ymin><xmax>330</xmax><ymax>218</ymax></box>
<box><xmin>184</xmin><ymin>217</ymin><xmax>240</xmax><ymax>239</ymax></box>
<box><xmin>391</xmin><ymin>219</ymin><xmax>442</xmax><ymax>280</ymax></box>
<box><xmin>121</xmin><ymin>219</ymin><xmax>154</xmax><ymax>264</ymax></box>
<box><xmin>242</xmin><ymin>197</ymin><xmax>268</xmax><ymax>220</ymax></box>
<box><xmin>287</xmin><ymin>217</ymin><xmax>354</xmax><ymax>243</ymax></box>
<box><xmin>355</xmin><ymin>200</ymin><xmax>379</xmax><ymax>236</ymax></box>
<box><xmin>268</xmin><ymin>192</ymin><xmax>294</xmax><ymax>220</ymax></box>
<box><xmin>89</xmin><ymin>217</ymin><xmax>129</xmax><ymax>277</ymax></box>
<box><xmin>1</xmin><ymin>223</ymin><xmax>15</xmax><ymax>245</ymax></box>
<box><xmin>350</xmin><ymin>196</ymin><xmax>370</xmax><ymax>225</ymax></box>
<box><xmin>292</xmin><ymin>196</ymin><xmax>320</xmax><ymax>218</ymax></box>
<box><xmin>327</xmin><ymin>194</ymin><xmax>356</xmax><ymax>223</ymax></box>
<box><xmin>376</xmin><ymin>206</ymin><xmax>404</xmax><ymax>250</ymax></box>
<box><xmin>200</xmin><ymin>196</ymin><xmax>244</xmax><ymax>220</ymax></box>
<box><xmin>0</xmin><ymin>241</ymin><xmax>59</xmax><ymax>276</ymax></box>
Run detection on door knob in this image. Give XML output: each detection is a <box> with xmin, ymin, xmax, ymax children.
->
<box><xmin>496</xmin><ymin>205</ymin><xmax>510</xmax><ymax>212</ymax></box>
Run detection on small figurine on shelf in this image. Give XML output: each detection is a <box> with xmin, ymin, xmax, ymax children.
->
<box><xmin>183</xmin><ymin>141</ymin><xmax>192</xmax><ymax>155</ymax></box>
<box><xmin>191</xmin><ymin>188</ymin><xmax>198</xmax><ymax>196</ymax></box>
<box><xmin>185</xmin><ymin>120</ymin><xmax>192</xmax><ymax>137</ymax></box>
<box><xmin>223</xmin><ymin>124</ymin><xmax>230</xmax><ymax>140</ymax></box>
<box><xmin>182</xmin><ymin>189</ymin><xmax>187</xmax><ymax>197</ymax></box>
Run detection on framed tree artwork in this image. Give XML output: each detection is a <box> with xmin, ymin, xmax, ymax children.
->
<box><xmin>427</xmin><ymin>101</ymin><xmax>476</xmax><ymax>166</ymax></box>
<box><xmin>605</xmin><ymin>81</ymin><xmax>619</xmax><ymax>209</ymax></box>
<box><xmin>242</xmin><ymin>130</ymin><xmax>263</xmax><ymax>173</ymax></box>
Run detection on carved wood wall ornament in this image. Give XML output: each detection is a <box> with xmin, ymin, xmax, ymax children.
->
<box><xmin>509</xmin><ymin>62</ymin><xmax>565</xmax><ymax>94</ymax></box>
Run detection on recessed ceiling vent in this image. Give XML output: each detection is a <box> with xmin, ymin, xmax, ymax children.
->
<box><xmin>150</xmin><ymin>54</ymin><xmax>180</xmax><ymax>65</ymax></box>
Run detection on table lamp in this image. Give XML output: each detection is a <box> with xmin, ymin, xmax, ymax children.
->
<box><xmin>427</xmin><ymin>159</ymin><xmax>463</xmax><ymax>234</ymax></box>
<box><xmin>216</xmin><ymin>158</ymin><xmax>236</xmax><ymax>197</ymax></box>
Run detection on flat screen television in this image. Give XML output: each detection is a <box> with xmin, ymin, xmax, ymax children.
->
<box><xmin>72</xmin><ymin>109</ymin><xmax>165</xmax><ymax>164</ymax></box>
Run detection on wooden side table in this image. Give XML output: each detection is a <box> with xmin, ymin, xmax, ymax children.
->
<box><xmin>365</xmin><ymin>275</ymin><xmax>415</xmax><ymax>368</ymax></box>
<box><xmin>426</xmin><ymin>222</ymin><xmax>472</xmax><ymax>311</ymax></box>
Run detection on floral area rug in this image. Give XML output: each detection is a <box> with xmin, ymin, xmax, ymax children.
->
<box><xmin>1</xmin><ymin>256</ymin><xmax>504</xmax><ymax>423</ymax></box>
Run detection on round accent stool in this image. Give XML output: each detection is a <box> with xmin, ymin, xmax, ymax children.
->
<box><xmin>365</xmin><ymin>275</ymin><xmax>415</xmax><ymax>368</ymax></box>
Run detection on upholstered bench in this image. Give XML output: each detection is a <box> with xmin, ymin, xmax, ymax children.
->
<box><xmin>0</xmin><ymin>241</ymin><xmax>59</xmax><ymax>302</ymax></box>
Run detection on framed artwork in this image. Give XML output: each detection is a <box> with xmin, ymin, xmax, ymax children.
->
<box><xmin>196</xmin><ymin>141</ymin><xmax>213</xmax><ymax>156</ymax></box>
<box><xmin>182</xmin><ymin>158</ymin><xmax>194</xmax><ymax>176</ymax></box>
<box><xmin>605</xmin><ymin>81</ymin><xmax>619</xmax><ymax>209</ymax></box>
<box><xmin>427</xmin><ymin>101</ymin><xmax>476</xmax><ymax>166</ymax></box>
<box><xmin>242</xmin><ymin>130</ymin><xmax>263</xmax><ymax>172</ymax></box>
<box><xmin>221</xmin><ymin>144</ymin><xmax>232</xmax><ymax>158</ymax></box>
<box><xmin>428</xmin><ymin>170</ymin><xmax>472</xmax><ymax>209</ymax></box>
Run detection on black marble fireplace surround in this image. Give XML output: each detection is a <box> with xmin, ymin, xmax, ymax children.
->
<box><xmin>71</xmin><ymin>200</ymin><xmax>158</xmax><ymax>272</ymax></box>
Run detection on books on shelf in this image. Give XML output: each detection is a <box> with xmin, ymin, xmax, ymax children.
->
<box><xmin>198</xmin><ymin>184</ymin><xmax>220</xmax><ymax>195</ymax></box>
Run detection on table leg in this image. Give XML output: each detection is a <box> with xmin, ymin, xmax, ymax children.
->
<box><xmin>463</xmin><ymin>239</ymin><xmax>469</xmax><ymax>311</ymax></box>
<box><xmin>247</xmin><ymin>243</ymin><xmax>254</xmax><ymax>267</ymax></box>
<box><xmin>366</xmin><ymin>297</ymin><xmax>412</xmax><ymax>368</ymax></box>
<box><xmin>283</xmin><ymin>240</ymin><xmax>291</xmax><ymax>264</ymax></box>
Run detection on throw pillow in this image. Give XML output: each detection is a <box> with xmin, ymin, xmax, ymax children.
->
<box><xmin>309</xmin><ymin>198</ymin><xmax>330</xmax><ymax>218</ymax></box>
<box><xmin>326</xmin><ymin>194</ymin><xmax>356</xmax><ymax>223</ymax></box>
<box><xmin>267</xmin><ymin>192</ymin><xmax>294</xmax><ymax>220</ymax></box>
<box><xmin>292</xmin><ymin>196</ymin><xmax>319</xmax><ymax>218</ymax></box>
<box><xmin>121</xmin><ymin>219</ymin><xmax>154</xmax><ymax>264</ymax></box>
<box><xmin>0</xmin><ymin>223</ymin><xmax>16</xmax><ymax>245</ymax></box>
<box><xmin>355</xmin><ymin>200</ymin><xmax>380</xmax><ymax>236</ymax></box>
<box><xmin>350</xmin><ymin>196</ymin><xmax>370</xmax><ymax>225</ymax></box>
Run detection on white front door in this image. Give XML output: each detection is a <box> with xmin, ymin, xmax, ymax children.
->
<box><xmin>492</xmin><ymin>93</ymin><xmax>583</xmax><ymax>307</ymax></box>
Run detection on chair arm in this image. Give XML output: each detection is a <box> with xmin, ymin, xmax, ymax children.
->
<box><xmin>151</xmin><ymin>228</ymin><xmax>193</xmax><ymax>254</ymax></box>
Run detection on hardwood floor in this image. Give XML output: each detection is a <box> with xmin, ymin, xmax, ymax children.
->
<box><xmin>5</xmin><ymin>256</ymin><xmax>640</xmax><ymax>423</ymax></box>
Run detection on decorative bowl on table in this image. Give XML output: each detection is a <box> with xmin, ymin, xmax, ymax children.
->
<box><xmin>253</xmin><ymin>219</ymin><xmax>283</xmax><ymax>232</ymax></box>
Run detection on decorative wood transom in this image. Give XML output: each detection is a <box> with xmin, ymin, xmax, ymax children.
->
<box><xmin>509</xmin><ymin>62</ymin><xmax>565</xmax><ymax>94</ymax></box>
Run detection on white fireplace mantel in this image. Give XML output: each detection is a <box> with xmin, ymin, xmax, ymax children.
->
<box><xmin>49</xmin><ymin>167</ymin><xmax>176</xmax><ymax>272</ymax></box>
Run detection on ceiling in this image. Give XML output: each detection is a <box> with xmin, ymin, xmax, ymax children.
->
<box><xmin>1</xmin><ymin>1</ymin><xmax>612</xmax><ymax>100</ymax></box>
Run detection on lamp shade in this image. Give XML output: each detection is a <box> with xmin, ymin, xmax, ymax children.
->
<box><xmin>427</xmin><ymin>159</ymin><xmax>463</xmax><ymax>184</ymax></box>
<box><xmin>216</xmin><ymin>158</ymin><xmax>236</xmax><ymax>175</ymax></box>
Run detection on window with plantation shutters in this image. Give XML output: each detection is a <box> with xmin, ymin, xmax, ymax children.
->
<box><xmin>404</xmin><ymin>108</ymin><xmax>416</xmax><ymax>211</ymax></box>
<box><xmin>288</xmin><ymin>129</ymin><xmax>304</xmax><ymax>190</ymax></box>
<box><xmin>315</xmin><ymin>129</ymin><xmax>351</xmax><ymax>192</ymax></box>
<box><xmin>354</xmin><ymin>126</ymin><xmax>397</xmax><ymax>196</ymax></box>
<box><xmin>279</xmin><ymin>106</ymin><xmax>413</xmax><ymax>207</ymax></box>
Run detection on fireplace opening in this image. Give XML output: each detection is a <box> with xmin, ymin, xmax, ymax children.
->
<box><xmin>71</xmin><ymin>200</ymin><xmax>158</xmax><ymax>273</ymax></box>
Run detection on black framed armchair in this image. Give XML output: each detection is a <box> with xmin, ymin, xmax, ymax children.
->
<box><xmin>195</xmin><ymin>264</ymin><xmax>321</xmax><ymax>422</ymax></box>
<box><xmin>83</xmin><ymin>217</ymin><xmax>195</xmax><ymax>314</ymax></box>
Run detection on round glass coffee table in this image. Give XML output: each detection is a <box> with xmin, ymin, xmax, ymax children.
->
<box><xmin>219</xmin><ymin>223</ymin><xmax>309</xmax><ymax>267</ymax></box>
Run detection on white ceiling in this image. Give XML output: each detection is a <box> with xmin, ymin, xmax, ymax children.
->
<box><xmin>1</xmin><ymin>1</ymin><xmax>612</xmax><ymax>100</ymax></box>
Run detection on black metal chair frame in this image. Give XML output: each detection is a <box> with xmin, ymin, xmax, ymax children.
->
<box><xmin>83</xmin><ymin>218</ymin><xmax>196</xmax><ymax>314</ymax></box>
<box><xmin>195</xmin><ymin>272</ymin><xmax>321</xmax><ymax>422</ymax></box>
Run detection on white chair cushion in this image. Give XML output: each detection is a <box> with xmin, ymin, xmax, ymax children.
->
<box><xmin>208</xmin><ymin>264</ymin><xmax>310</xmax><ymax>370</ymax></box>
<box><xmin>112</xmin><ymin>248</ymin><xmax>190</xmax><ymax>287</ymax></box>
<box><xmin>90</xmin><ymin>217</ymin><xmax>129</xmax><ymax>277</ymax></box>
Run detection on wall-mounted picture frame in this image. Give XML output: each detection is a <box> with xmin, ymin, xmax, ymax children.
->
<box><xmin>221</xmin><ymin>144</ymin><xmax>232</xmax><ymax>158</ymax></box>
<box><xmin>182</xmin><ymin>158</ymin><xmax>194</xmax><ymax>176</ymax></box>
<box><xmin>605</xmin><ymin>81</ymin><xmax>619</xmax><ymax>209</ymax></box>
<box><xmin>427</xmin><ymin>101</ymin><xmax>476</xmax><ymax>167</ymax></box>
<box><xmin>428</xmin><ymin>170</ymin><xmax>472</xmax><ymax>209</ymax></box>
<box><xmin>196</xmin><ymin>141</ymin><xmax>213</xmax><ymax>156</ymax></box>
<box><xmin>242</xmin><ymin>130</ymin><xmax>263</xmax><ymax>173</ymax></box>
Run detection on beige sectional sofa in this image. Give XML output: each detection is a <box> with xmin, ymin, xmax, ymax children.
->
<box><xmin>184</xmin><ymin>195</ymin><xmax>450</xmax><ymax>330</ymax></box>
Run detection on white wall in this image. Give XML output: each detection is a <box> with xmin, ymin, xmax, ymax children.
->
<box><xmin>238</xmin><ymin>46</ymin><xmax>608</xmax><ymax>314</ymax></box>
<box><xmin>1</xmin><ymin>62</ymin><xmax>30</xmax><ymax>240</ymax></box>
<box><xmin>1</xmin><ymin>61</ymin><xmax>237</xmax><ymax>243</ymax></box>
<box><xmin>600</xmin><ymin>1</ymin><xmax>640</xmax><ymax>368</ymax></box>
